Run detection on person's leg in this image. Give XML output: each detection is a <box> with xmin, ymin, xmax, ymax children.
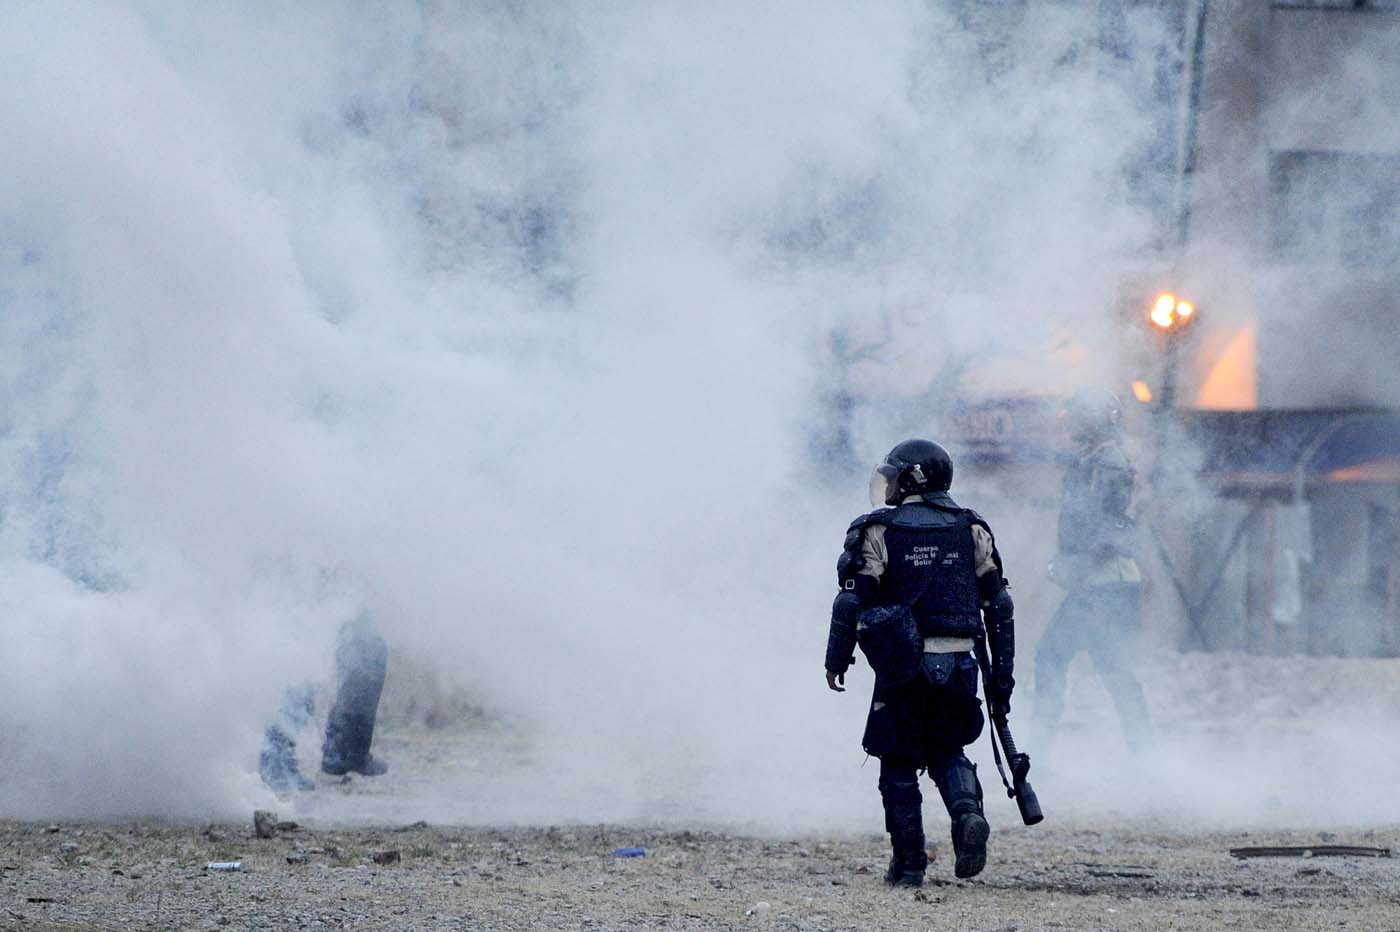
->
<box><xmin>925</xmin><ymin>657</ymin><xmax>989</xmax><ymax>879</ymax></box>
<box><xmin>259</xmin><ymin>684</ymin><xmax>316</xmax><ymax>793</ymax></box>
<box><xmin>878</xmin><ymin>757</ymin><xmax>927</xmax><ymax>886</ymax></box>
<box><xmin>1031</xmin><ymin>594</ymin><xmax>1087</xmax><ymax>758</ymax></box>
<box><xmin>1085</xmin><ymin>584</ymin><xmax>1153</xmax><ymax>752</ymax></box>
<box><xmin>321</xmin><ymin>618</ymin><xmax>389</xmax><ymax>776</ymax></box>
<box><xmin>928</xmin><ymin>751</ymin><xmax>987</xmax><ymax>879</ymax></box>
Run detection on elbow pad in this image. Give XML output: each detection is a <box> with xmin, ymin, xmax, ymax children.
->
<box><xmin>826</xmin><ymin>590</ymin><xmax>863</xmax><ymax>675</ymax></box>
<box><xmin>980</xmin><ymin>579</ymin><xmax>1015</xmax><ymax>672</ymax></box>
<box><xmin>986</xmin><ymin>584</ymin><xmax>1014</xmax><ymax>624</ymax></box>
<box><xmin>832</xmin><ymin>588</ymin><xmax>864</xmax><ymax>626</ymax></box>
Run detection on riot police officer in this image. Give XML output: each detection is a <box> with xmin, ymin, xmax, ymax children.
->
<box><xmin>1032</xmin><ymin>389</ymin><xmax>1152</xmax><ymax>756</ymax></box>
<box><xmin>825</xmin><ymin>439</ymin><xmax>1016</xmax><ymax>886</ymax></box>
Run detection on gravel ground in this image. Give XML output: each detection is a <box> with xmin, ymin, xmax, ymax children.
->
<box><xmin>3</xmin><ymin>818</ymin><xmax>1398</xmax><ymax>930</ymax></box>
<box><xmin>5</xmin><ymin>653</ymin><xmax>1399</xmax><ymax>929</ymax></box>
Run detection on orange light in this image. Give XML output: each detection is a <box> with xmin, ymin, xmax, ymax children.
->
<box><xmin>1196</xmin><ymin>324</ymin><xmax>1258</xmax><ymax>410</ymax></box>
<box><xmin>1150</xmin><ymin>293</ymin><xmax>1177</xmax><ymax>329</ymax></box>
<box><xmin>1149</xmin><ymin>293</ymin><xmax>1196</xmax><ymax>331</ymax></box>
<box><xmin>1131</xmin><ymin>380</ymin><xmax>1153</xmax><ymax>403</ymax></box>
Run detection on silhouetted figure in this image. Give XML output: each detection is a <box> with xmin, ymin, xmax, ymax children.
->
<box><xmin>1033</xmin><ymin>389</ymin><xmax>1152</xmax><ymax>757</ymax></box>
<box><xmin>259</xmin><ymin>615</ymin><xmax>389</xmax><ymax>793</ymax></box>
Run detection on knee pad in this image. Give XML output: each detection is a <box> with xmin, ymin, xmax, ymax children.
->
<box><xmin>878</xmin><ymin>777</ymin><xmax>922</xmax><ymax>807</ymax></box>
<box><xmin>879</xmin><ymin>783</ymin><xmax>924</xmax><ymax>840</ymax></box>
<box><xmin>931</xmin><ymin>755</ymin><xmax>982</xmax><ymax>816</ymax></box>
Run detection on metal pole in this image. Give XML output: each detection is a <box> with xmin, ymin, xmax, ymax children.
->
<box><xmin>1175</xmin><ymin>0</ymin><xmax>1210</xmax><ymax>251</ymax></box>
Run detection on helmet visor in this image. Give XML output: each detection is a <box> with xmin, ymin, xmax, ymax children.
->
<box><xmin>869</xmin><ymin>463</ymin><xmax>900</xmax><ymax>507</ymax></box>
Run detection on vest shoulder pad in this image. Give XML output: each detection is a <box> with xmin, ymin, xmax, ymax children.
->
<box><xmin>847</xmin><ymin>508</ymin><xmax>893</xmax><ymax>533</ymax></box>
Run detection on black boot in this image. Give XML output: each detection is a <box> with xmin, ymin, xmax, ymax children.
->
<box><xmin>932</xmin><ymin>755</ymin><xmax>988</xmax><ymax>879</ymax></box>
<box><xmin>878</xmin><ymin>773</ymin><xmax>928</xmax><ymax>887</ymax></box>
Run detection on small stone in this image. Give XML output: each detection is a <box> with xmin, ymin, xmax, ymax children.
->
<box><xmin>253</xmin><ymin>811</ymin><xmax>279</xmax><ymax>839</ymax></box>
<box><xmin>59</xmin><ymin>843</ymin><xmax>79</xmax><ymax>854</ymax></box>
<box><xmin>44</xmin><ymin>825</ymin><xmax>60</xmax><ymax>834</ymax></box>
<box><xmin>746</xmin><ymin>901</ymin><xmax>771</xmax><ymax>918</ymax></box>
<box><xmin>372</xmin><ymin>850</ymin><xmax>401</xmax><ymax>865</ymax></box>
<box><xmin>286</xmin><ymin>852</ymin><xmax>308</xmax><ymax>865</ymax></box>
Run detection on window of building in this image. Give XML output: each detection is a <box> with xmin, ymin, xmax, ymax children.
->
<box><xmin>1268</xmin><ymin>150</ymin><xmax>1400</xmax><ymax>266</ymax></box>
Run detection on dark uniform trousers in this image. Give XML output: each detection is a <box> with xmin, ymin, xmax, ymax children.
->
<box><xmin>868</xmin><ymin>651</ymin><xmax>986</xmax><ymax>871</ymax></box>
<box><xmin>1032</xmin><ymin>581</ymin><xmax>1151</xmax><ymax>753</ymax></box>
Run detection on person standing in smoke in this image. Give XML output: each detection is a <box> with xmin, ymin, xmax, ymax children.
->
<box><xmin>825</xmin><ymin>440</ymin><xmax>1017</xmax><ymax>886</ymax></box>
<box><xmin>1032</xmin><ymin>388</ymin><xmax>1152</xmax><ymax>758</ymax></box>
<box><xmin>259</xmin><ymin>613</ymin><xmax>390</xmax><ymax>793</ymax></box>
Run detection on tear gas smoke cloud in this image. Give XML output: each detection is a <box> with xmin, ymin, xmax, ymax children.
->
<box><xmin>1</xmin><ymin>2</ymin><xmax>1395</xmax><ymax>829</ymax></box>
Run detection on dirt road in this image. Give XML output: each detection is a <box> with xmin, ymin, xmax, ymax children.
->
<box><xmin>3</xmin><ymin>818</ymin><xmax>1397</xmax><ymax>930</ymax></box>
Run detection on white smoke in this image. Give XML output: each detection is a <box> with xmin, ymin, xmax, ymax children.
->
<box><xmin>2</xmin><ymin>1</ymin><xmax>1390</xmax><ymax>830</ymax></box>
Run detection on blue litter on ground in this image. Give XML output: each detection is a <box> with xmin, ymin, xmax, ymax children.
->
<box><xmin>611</xmin><ymin>847</ymin><xmax>646</xmax><ymax>858</ymax></box>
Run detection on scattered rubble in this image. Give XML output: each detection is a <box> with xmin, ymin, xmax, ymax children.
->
<box><xmin>1229</xmin><ymin>845</ymin><xmax>1392</xmax><ymax>859</ymax></box>
<box><xmin>253</xmin><ymin>810</ymin><xmax>278</xmax><ymax>839</ymax></box>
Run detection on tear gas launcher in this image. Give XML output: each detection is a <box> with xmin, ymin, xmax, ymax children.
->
<box><xmin>974</xmin><ymin>640</ymin><xmax>1044</xmax><ymax>826</ymax></box>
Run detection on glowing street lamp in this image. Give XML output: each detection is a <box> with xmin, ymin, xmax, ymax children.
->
<box><xmin>1150</xmin><ymin>293</ymin><xmax>1196</xmax><ymax>332</ymax></box>
<box><xmin>1147</xmin><ymin>291</ymin><xmax>1199</xmax><ymax>480</ymax></box>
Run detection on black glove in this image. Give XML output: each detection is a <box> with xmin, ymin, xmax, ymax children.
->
<box><xmin>986</xmin><ymin>668</ymin><xmax>1015</xmax><ymax>712</ymax></box>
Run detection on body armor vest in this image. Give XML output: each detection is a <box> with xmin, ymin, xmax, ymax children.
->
<box><xmin>879</xmin><ymin>499</ymin><xmax>983</xmax><ymax>638</ymax></box>
<box><xmin>1057</xmin><ymin>444</ymin><xmax>1134</xmax><ymax>558</ymax></box>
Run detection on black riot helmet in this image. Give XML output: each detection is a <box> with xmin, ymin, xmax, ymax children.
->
<box><xmin>1064</xmin><ymin>388</ymin><xmax>1123</xmax><ymax>445</ymax></box>
<box><xmin>869</xmin><ymin>439</ymin><xmax>954</xmax><ymax>506</ymax></box>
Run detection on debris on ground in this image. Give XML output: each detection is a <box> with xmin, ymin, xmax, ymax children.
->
<box><xmin>1080</xmin><ymin>862</ymin><xmax>1155</xmax><ymax>878</ymax></box>
<box><xmin>1228</xmin><ymin>845</ymin><xmax>1392</xmax><ymax>859</ymax></box>
<box><xmin>206</xmin><ymin>861</ymin><xmax>244</xmax><ymax>872</ymax></box>
<box><xmin>253</xmin><ymin>810</ymin><xmax>279</xmax><ymax>839</ymax></box>
<box><xmin>611</xmin><ymin>847</ymin><xmax>646</xmax><ymax>858</ymax></box>
<box><xmin>372</xmin><ymin>849</ymin><xmax>402</xmax><ymax>865</ymax></box>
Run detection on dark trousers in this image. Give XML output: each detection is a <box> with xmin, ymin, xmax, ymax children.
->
<box><xmin>1033</xmin><ymin>582</ymin><xmax>1151</xmax><ymax>753</ymax></box>
<box><xmin>321</xmin><ymin>618</ymin><xmax>388</xmax><ymax>773</ymax></box>
<box><xmin>874</xmin><ymin>652</ymin><xmax>986</xmax><ymax>873</ymax></box>
<box><xmin>260</xmin><ymin>618</ymin><xmax>388</xmax><ymax>789</ymax></box>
